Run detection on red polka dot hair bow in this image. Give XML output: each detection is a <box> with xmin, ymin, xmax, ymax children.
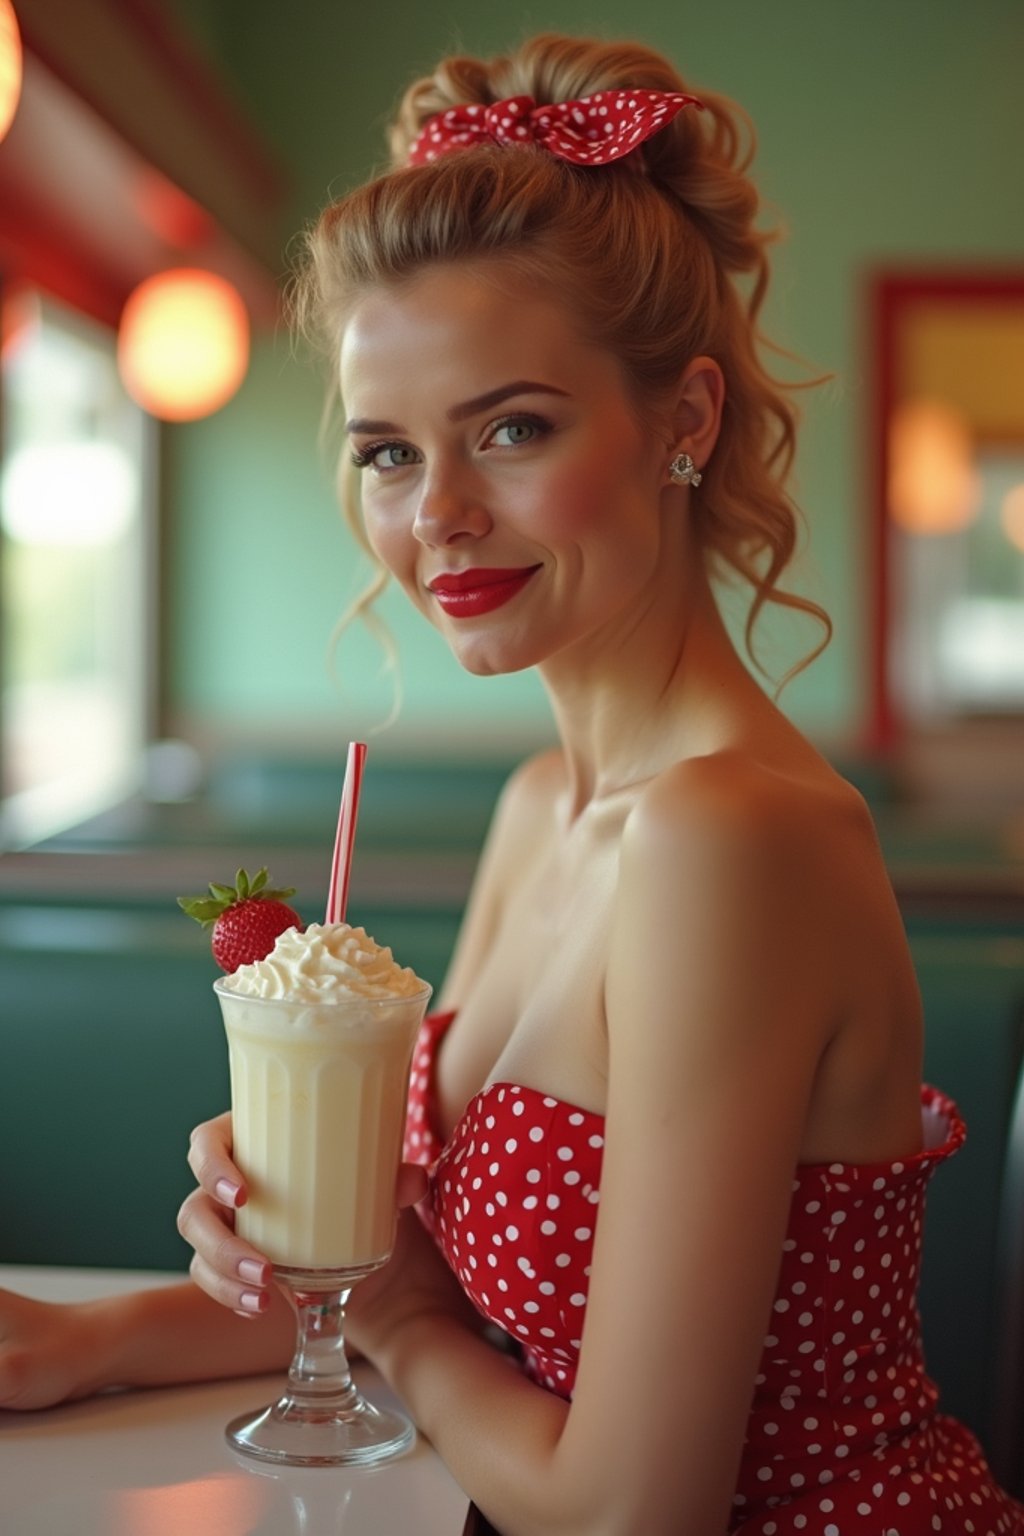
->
<box><xmin>408</xmin><ymin>89</ymin><xmax>704</xmax><ymax>168</ymax></box>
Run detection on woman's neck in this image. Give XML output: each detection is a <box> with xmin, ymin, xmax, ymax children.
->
<box><xmin>538</xmin><ymin>563</ymin><xmax>772</xmax><ymax>825</ymax></box>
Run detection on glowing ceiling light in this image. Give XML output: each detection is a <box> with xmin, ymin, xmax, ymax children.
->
<box><xmin>117</xmin><ymin>268</ymin><xmax>250</xmax><ymax>422</ymax></box>
<box><xmin>0</xmin><ymin>0</ymin><xmax>23</xmax><ymax>143</ymax></box>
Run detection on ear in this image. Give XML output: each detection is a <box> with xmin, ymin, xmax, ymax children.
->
<box><xmin>665</xmin><ymin>356</ymin><xmax>725</xmax><ymax>479</ymax></box>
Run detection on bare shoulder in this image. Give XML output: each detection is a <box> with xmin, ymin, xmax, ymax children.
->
<box><xmin>437</xmin><ymin>748</ymin><xmax>563</xmax><ymax>1010</ymax></box>
<box><xmin>487</xmin><ymin>747</ymin><xmax>564</xmax><ymax>857</ymax></box>
<box><xmin>499</xmin><ymin>745</ymin><xmax>566</xmax><ymax>809</ymax></box>
<box><xmin>609</xmin><ymin>749</ymin><xmax>883</xmax><ymax>1053</ymax></box>
<box><xmin>624</xmin><ymin>747</ymin><xmax>874</xmax><ymax>889</ymax></box>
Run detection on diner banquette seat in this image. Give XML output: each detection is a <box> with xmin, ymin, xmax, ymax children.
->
<box><xmin>2</xmin><ymin>909</ymin><xmax>1022</xmax><ymax>1464</ymax></box>
<box><xmin>990</xmin><ymin>1035</ymin><xmax>1024</xmax><ymax>1496</ymax></box>
<box><xmin>0</xmin><ymin>758</ymin><xmax>1022</xmax><ymax>1472</ymax></box>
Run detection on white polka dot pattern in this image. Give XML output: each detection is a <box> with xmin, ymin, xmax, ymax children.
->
<box><xmin>407</xmin><ymin>89</ymin><xmax>704</xmax><ymax>168</ymax></box>
<box><xmin>404</xmin><ymin>1013</ymin><xmax>1024</xmax><ymax>1533</ymax></box>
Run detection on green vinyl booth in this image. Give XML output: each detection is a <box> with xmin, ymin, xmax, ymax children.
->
<box><xmin>1</xmin><ymin>901</ymin><xmax>1021</xmax><ymax>1470</ymax></box>
<box><xmin>0</xmin><ymin>900</ymin><xmax>461</xmax><ymax>1274</ymax></box>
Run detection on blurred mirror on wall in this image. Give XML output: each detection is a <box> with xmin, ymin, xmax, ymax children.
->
<box><xmin>876</xmin><ymin>275</ymin><xmax>1024</xmax><ymax>736</ymax></box>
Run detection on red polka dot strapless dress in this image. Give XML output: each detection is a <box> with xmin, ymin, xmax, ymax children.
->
<box><xmin>404</xmin><ymin>1012</ymin><xmax>1024</xmax><ymax>1534</ymax></box>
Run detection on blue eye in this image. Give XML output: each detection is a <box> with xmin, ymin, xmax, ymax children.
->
<box><xmin>492</xmin><ymin>420</ymin><xmax>535</xmax><ymax>446</ymax></box>
<box><xmin>350</xmin><ymin>441</ymin><xmax>419</xmax><ymax>472</ymax></box>
<box><xmin>488</xmin><ymin>413</ymin><xmax>550</xmax><ymax>448</ymax></box>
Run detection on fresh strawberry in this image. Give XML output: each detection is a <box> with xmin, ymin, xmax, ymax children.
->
<box><xmin>177</xmin><ymin>867</ymin><xmax>302</xmax><ymax>972</ymax></box>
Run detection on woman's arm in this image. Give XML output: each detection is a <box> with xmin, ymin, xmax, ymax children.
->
<box><xmin>356</xmin><ymin>759</ymin><xmax>844</xmax><ymax>1536</ymax></box>
<box><xmin>1</xmin><ymin>1113</ymin><xmax>436</xmax><ymax>1410</ymax></box>
<box><xmin>0</xmin><ymin>1278</ymin><xmax>294</xmax><ymax>1411</ymax></box>
<box><xmin>0</xmin><ymin>759</ymin><xmax>555</xmax><ymax>1413</ymax></box>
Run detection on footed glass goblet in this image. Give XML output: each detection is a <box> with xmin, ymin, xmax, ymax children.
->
<box><xmin>215</xmin><ymin>978</ymin><xmax>432</xmax><ymax>1467</ymax></box>
<box><xmin>226</xmin><ymin>1261</ymin><xmax>413</xmax><ymax>1467</ymax></box>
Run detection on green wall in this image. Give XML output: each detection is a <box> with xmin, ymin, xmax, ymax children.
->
<box><xmin>164</xmin><ymin>0</ymin><xmax>1024</xmax><ymax>755</ymax></box>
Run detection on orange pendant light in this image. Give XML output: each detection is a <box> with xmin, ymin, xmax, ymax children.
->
<box><xmin>887</xmin><ymin>398</ymin><xmax>981</xmax><ymax>535</ymax></box>
<box><xmin>0</xmin><ymin>0</ymin><xmax>23</xmax><ymax>143</ymax></box>
<box><xmin>117</xmin><ymin>268</ymin><xmax>250</xmax><ymax>422</ymax></box>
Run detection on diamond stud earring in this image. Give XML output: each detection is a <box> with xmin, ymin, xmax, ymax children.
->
<box><xmin>669</xmin><ymin>452</ymin><xmax>703</xmax><ymax>488</ymax></box>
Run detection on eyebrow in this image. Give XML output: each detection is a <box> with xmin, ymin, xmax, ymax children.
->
<box><xmin>344</xmin><ymin>380</ymin><xmax>570</xmax><ymax>436</ymax></box>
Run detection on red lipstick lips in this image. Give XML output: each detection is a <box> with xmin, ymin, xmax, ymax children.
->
<box><xmin>427</xmin><ymin>566</ymin><xmax>540</xmax><ymax>618</ymax></box>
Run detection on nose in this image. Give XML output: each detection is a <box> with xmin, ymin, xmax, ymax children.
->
<box><xmin>412</xmin><ymin>463</ymin><xmax>493</xmax><ymax>547</ymax></box>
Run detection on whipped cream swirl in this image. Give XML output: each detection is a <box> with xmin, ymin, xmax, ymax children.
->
<box><xmin>221</xmin><ymin>921</ymin><xmax>427</xmax><ymax>1002</ymax></box>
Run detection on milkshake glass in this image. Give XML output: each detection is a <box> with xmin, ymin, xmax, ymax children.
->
<box><xmin>214</xmin><ymin>922</ymin><xmax>431</xmax><ymax>1467</ymax></box>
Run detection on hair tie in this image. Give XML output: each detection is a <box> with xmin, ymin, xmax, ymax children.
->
<box><xmin>408</xmin><ymin>88</ymin><xmax>704</xmax><ymax>168</ymax></box>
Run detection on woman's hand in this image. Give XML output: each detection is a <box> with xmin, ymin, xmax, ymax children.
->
<box><xmin>178</xmin><ymin>1110</ymin><xmax>433</xmax><ymax>1321</ymax></box>
<box><xmin>0</xmin><ymin>1289</ymin><xmax>111</xmax><ymax>1411</ymax></box>
<box><xmin>344</xmin><ymin>1202</ymin><xmax>484</xmax><ymax>1374</ymax></box>
<box><xmin>177</xmin><ymin>1110</ymin><xmax>274</xmax><ymax>1318</ymax></box>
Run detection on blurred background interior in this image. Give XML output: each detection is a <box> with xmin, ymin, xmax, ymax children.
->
<box><xmin>0</xmin><ymin>0</ymin><xmax>1022</xmax><ymax>1490</ymax></box>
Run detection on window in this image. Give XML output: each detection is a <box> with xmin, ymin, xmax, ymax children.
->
<box><xmin>0</xmin><ymin>290</ymin><xmax>155</xmax><ymax>847</ymax></box>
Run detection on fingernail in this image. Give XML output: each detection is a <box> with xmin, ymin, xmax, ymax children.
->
<box><xmin>239</xmin><ymin>1291</ymin><xmax>265</xmax><ymax>1313</ymax></box>
<box><xmin>215</xmin><ymin>1178</ymin><xmax>241</xmax><ymax>1207</ymax></box>
<box><xmin>238</xmin><ymin>1258</ymin><xmax>267</xmax><ymax>1285</ymax></box>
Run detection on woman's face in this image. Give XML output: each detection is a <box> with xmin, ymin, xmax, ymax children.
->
<box><xmin>339</xmin><ymin>263</ymin><xmax>675</xmax><ymax>678</ymax></box>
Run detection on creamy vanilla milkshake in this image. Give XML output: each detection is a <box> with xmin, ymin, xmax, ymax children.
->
<box><xmin>216</xmin><ymin>923</ymin><xmax>431</xmax><ymax>1275</ymax></box>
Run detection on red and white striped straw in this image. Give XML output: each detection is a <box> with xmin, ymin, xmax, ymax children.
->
<box><xmin>326</xmin><ymin>741</ymin><xmax>367</xmax><ymax>924</ymax></box>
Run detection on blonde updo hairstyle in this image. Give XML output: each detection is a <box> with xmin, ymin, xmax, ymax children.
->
<box><xmin>294</xmin><ymin>33</ymin><xmax>831</xmax><ymax>690</ymax></box>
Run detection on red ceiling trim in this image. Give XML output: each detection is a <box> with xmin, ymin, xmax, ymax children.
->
<box><xmin>0</xmin><ymin>183</ymin><xmax>127</xmax><ymax>328</ymax></box>
<box><xmin>16</xmin><ymin>0</ymin><xmax>287</xmax><ymax>207</ymax></box>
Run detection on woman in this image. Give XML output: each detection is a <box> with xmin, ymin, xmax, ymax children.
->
<box><xmin>3</xmin><ymin>32</ymin><xmax>1022</xmax><ymax>1536</ymax></box>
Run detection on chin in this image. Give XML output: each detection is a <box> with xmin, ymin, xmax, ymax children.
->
<box><xmin>456</xmin><ymin>652</ymin><xmax>534</xmax><ymax>678</ymax></box>
<box><xmin>422</xmin><ymin>602</ymin><xmax>561</xmax><ymax>675</ymax></box>
<box><xmin>448</xmin><ymin>635</ymin><xmax>546</xmax><ymax>678</ymax></box>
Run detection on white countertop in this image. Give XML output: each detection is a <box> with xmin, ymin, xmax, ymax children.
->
<box><xmin>0</xmin><ymin>1265</ymin><xmax>470</xmax><ymax>1536</ymax></box>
